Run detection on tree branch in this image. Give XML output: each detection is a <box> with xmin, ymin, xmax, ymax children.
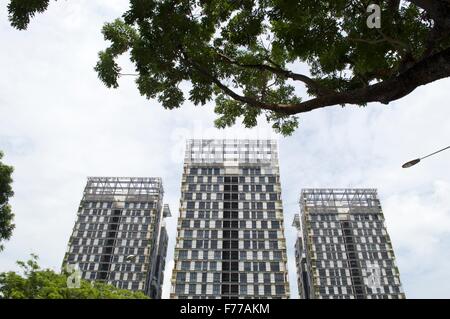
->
<box><xmin>348</xmin><ymin>37</ymin><xmax>387</xmax><ymax>45</ymax></box>
<box><xmin>185</xmin><ymin>54</ymin><xmax>271</xmax><ymax>109</ymax></box>
<box><xmin>376</xmin><ymin>29</ymin><xmax>411</xmax><ymax>52</ymax></box>
<box><xmin>186</xmin><ymin>47</ymin><xmax>450</xmax><ymax>116</ymax></box>
<box><xmin>214</xmin><ymin>50</ymin><xmax>334</xmax><ymax>96</ymax></box>
<box><xmin>279</xmin><ymin>47</ymin><xmax>450</xmax><ymax>115</ymax></box>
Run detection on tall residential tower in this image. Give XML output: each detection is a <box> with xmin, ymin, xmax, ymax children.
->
<box><xmin>63</xmin><ymin>177</ymin><xmax>171</xmax><ymax>298</ymax></box>
<box><xmin>293</xmin><ymin>188</ymin><xmax>405</xmax><ymax>299</ymax></box>
<box><xmin>171</xmin><ymin>140</ymin><xmax>290</xmax><ymax>299</ymax></box>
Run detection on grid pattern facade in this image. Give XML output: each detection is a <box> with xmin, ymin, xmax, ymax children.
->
<box><xmin>62</xmin><ymin>177</ymin><xmax>170</xmax><ymax>298</ymax></box>
<box><xmin>171</xmin><ymin>140</ymin><xmax>290</xmax><ymax>299</ymax></box>
<box><xmin>294</xmin><ymin>189</ymin><xmax>405</xmax><ymax>299</ymax></box>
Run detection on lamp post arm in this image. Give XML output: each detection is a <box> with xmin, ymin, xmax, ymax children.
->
<box><xmin>420</xmin><ymin>146</ymin><xmax>450</xmax><ymax>160</ymax></box>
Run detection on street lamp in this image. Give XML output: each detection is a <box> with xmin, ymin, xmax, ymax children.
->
<box><xmin>402</xmin><ymin>145</ymin><xmax>450</xmax><ymax>168</ymax></box>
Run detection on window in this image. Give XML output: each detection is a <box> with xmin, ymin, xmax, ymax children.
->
<box><xmin>276</xmin><ymin>285</ymin><xmax>285</xmax><ymax>295</ymax></box>
<box><xmin>273</xmin><ymin>251</ymin><xmax>282</xmax><ymax>260</ymax></box>
<box><xmin>183</xmin><ymin>240</ymin><xmax>192</xmax><ymax>248</ymax></box>
<box><xmin>275</xmin><ymin>273</ymin><xmax>284</xmax><ymax>282</ymax></box>
<box><xmin>186</xmin><ymin>211</ymin><xmax>195</xmax><ymax>218</ymax></box>
<box><xmin>201</xmin><ymin>284</ymin><xmax>207</xmax><ymax>294</ymax></box>
<box><xmin>271</xmin><ymin>262</ymin><xmax>280</xmax><ymax>272</ymax></box>
<box><xmin>176</xmin><ymin>284</ymin><xmax>185</xmax><ymax>294</ymax></box>
<box><xmin>213</xmin><ymin>284</ymin><xmax>220</xmax><ymax>295</ymax></box>
<box><xmin>182</xmin><ymin>220</ymin><xmax>190</xmax><ymax>228</ymax></box>
<box><xmin>181</xmin><ymin>261</ymin><xmax>190</xmax><ymax>270</ymax></box>
<box><xmin>187</xmin><ymin>202</ymin><xmax>195</xmax><ymax>209</ymax></box>
<box><xmin>240</xmin><ymin>251</ymin><xmax>247</xmax><ymax>260</ymax></box>
<box><xmin>230</xmin><ymin>285</ymin><xmax>239</xmax><ymax>294</ymax></box>
<box><xmin>189</xmin><ymin>284</ymin><xmax>196</xmax><ymax>294</ymax></box>
<box><xmin>176</xmin><ymin>272</ymin><xmax>186</xmax><ymax>282</ymax></box>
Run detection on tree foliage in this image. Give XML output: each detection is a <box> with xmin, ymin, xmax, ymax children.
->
<box><xmin>7</xmin><ymin>0</ymin><xmax>50</xmax><ymax>30</ymax></box>
<box><xmin>7</xmin><ymin>0</ymin><xmax>450</xmax><ymax>135</ymax></box>
<box><xmin>0</xmin><ymin>254</ymin><xmax>149</xmax><ymax>299</ymax></box>
<box><xmin>0</xmin><ymin>151</ymin><xmax>14</xmax><ymax>252</ymax></box>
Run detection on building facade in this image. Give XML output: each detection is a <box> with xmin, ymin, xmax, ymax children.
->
<box><xmin>293</xmin><ymin>188</ymin><xmax>405</xmax><ymax>299</ymax></box>
<box><xmin>153</xmin><ymin>205</ymin><xmax>171</xmax><ymax>298</ymax></box>
<box><xmin>62</xmin><ymin>177</ymin><xmax>171</xmax><ymax>298</ymax></box>
<box><xmin>171</xmin><ymin>139</ymin><xmax>290</xmax><ymax>299</ymax></box>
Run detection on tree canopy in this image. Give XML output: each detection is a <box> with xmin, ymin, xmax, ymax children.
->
<box><xmin>0</xmin><ymin>254</ymin><xmax>149</xmax><ymax>299</ymax></box>
<box><xmin>7</xmin><ymin>0</ymin><xmax>450</xmax><ymax>135</ymax></box>
<box><xmin>0</xmin><ymin>151</ymin><xmax>14</xmax><ymax>252</ymax></box>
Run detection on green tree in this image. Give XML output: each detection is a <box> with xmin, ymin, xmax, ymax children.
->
<box><xmin>7</xmin><ymin>0</ymin><xmax>450</xmax><ymax>135</ymax></box>
<box><xmin>0</xmin><ymin>254</ymin><xmax>149</xmax><ymax>299</ymax></box>
<box><xmin>0</xmin><ymin>151</ymin><xmax>14</xmax><ymax>252</ymax></box>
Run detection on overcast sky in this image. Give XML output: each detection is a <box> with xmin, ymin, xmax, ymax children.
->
<box><xmin>1</xmin><ymin>1</ymin><xmax>449</xmax><ymax>299</ymax></box>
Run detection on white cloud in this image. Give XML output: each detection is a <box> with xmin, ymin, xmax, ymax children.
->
<box><xmin>1</xmin><ymin>1</ymin><xmax>450</xmax><ymax>299</ymax></box>
<box><xmin>382</xmin><ymin>181</ymin><xmax>450</xmax><ymax>298</ymax></box>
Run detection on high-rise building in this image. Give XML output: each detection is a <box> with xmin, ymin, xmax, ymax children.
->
<box><xmin>293</xmin><ymin>188</ymin><xmax>405</xmax><ymax>299</ymax></box>
<box><xmin>171</xmin><ymin>139</ymin><xmax>290</xmax><ymax>299</ymax></box>
<box><xmin>62</xmin><ymin>177</ymin><xmax>171</xmax><ymax>299</ymax></box>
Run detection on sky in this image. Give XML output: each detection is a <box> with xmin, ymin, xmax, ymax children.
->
<box><xmin>1</xmin><ymin>1</ymin><xmax>449</xmax><ymax>299</ymax></box>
